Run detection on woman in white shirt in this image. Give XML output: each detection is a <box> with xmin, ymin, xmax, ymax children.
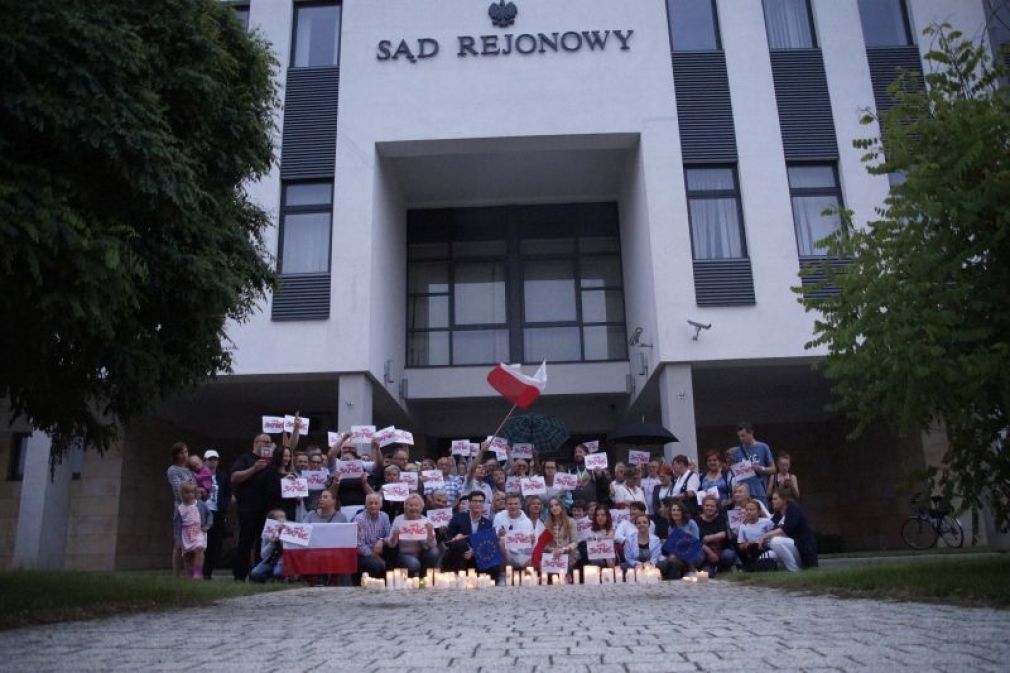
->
<box><xmin>611</xmin><ymin>467</ymin><xmax>647</xmax><ymax>509</ymax></box>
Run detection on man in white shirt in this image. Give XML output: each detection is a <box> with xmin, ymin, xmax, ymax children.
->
<box><xmin>671</xmin><ymin>454</ymin><xmax>700</xmax><ymax>512</ymax></box>
<box><xmin>641</xmin><ymin>460</ymin><xmax>661</xmax><ymax>516</ymax></box>
<box><xmin>494</xmin><ymin>494</ymin><xmax>536</xmax><ymax>571</ymax></box>
<box><xmin>613</xmin><ymin>502</ymin><xmax>654</xmax><ymax>545</ymax></box>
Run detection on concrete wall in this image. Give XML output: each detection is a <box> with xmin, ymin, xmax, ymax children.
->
<box><xmin>0</xmin><ymin>430</ymin><xmax>24</xmax><ymax>569</ymax></box>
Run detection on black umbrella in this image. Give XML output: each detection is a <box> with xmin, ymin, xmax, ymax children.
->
<box><xmin>500</xmin><ymin>413</ymin><xmax>570</xmax><ymax>456</ymax></box>
<box><xmin>608</xmin><ymin>421</ymin><xmax>678</xmax><ymax>445</ymax></box>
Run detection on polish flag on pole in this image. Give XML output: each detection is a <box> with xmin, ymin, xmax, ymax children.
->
<box><xmin>487</xmin><ymin>361</ymin><xmax>548</xmax><ymax>409</ymax></box>
<box><xmin>282</xmin><ymin>523</ymin><xmax>357</xmax><ymax>576</ymax></box>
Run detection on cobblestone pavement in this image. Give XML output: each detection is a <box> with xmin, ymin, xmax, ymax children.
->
<box><xmin>1</xmin><ymin>581</ymin><xmax>1007</xmax><ymax>673</ymax></box>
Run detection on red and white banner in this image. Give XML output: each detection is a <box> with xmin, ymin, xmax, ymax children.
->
<box><xmin>282</xmin><ymin>523</ymin><xmax>357</xmax><ymax>576</ymax></box>
<box><xmin>486</xmin><ymin>361</ymin><xmax>547</xmax><ymax>409</ymax></box>
<box><xmin>552</xmin><ymin>473</ymin><xmax>578</xmax><ymax>491</ymax></box>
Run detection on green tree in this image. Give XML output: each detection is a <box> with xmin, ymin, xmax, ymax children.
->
<box><xmin>801</xmin><ymin>27</ymin><xmax>1010</xmax><ymax>529</ymax></box>
<box><xmin>0</xmin><ymin>0</ymin><xmax>278</xmax><ymax>456</ymax></box>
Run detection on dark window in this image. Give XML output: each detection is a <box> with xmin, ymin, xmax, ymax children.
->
<box><xmin>667</xmin><ymin>0</ymin><xmax>721</xmax><ymax>51</ymax></box>
<box><xmin>7</xmin><ymin>433</ymin><xmax>28</xmax><ymax>481</ymax></box>
<box><xmin>858</xmin><ymin>0</ymin><xmax>912</xmax><ymax>47</ymax></box>
<box><xmin>763</xmin><ymin>0</ymin><xmax>816</xmax><ymax>49</ymax></box>
<box><xmin>292</xmin><ymin>2</ymin><xmax>341</xmax><ymax>68</ymax></box>
<box><xmin>788</xmin><ymin>163</ymin><xmax>844</xmax><ymax>257</ymax></box>
<box><xmin>685</xmin><ymin>166</ymin><xmax>747</xmax><ymax>259</ymax></box>
<box><xmin>407</xmin><ymin>205</ymin><xmax>628</xmax><ymax>367</ymax></box>
<box><xmin>233</xmin><ymin>4</ymin><xmax>250</xmax><ymax>31</ymax></box>
<box><xmin>279</xmin><ymin>182</ymin><xmax>333</xmax><ymax>274</ymax></box>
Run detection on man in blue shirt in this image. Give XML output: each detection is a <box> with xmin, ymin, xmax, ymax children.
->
<box><xmin>729</xmin><ymin>422</ymin><xmax>775</xmax><ymax>507</ymax></box>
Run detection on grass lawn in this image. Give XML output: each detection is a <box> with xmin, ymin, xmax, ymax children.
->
<box><xmin>727</xmin><ymin>555</ymin><xmax>1010</xmax><ymax>608</ymax></box>
<box><xmin>0</xmin><ymin>571</ymin><xmax>294</xmax><ymax>630</ymax></box>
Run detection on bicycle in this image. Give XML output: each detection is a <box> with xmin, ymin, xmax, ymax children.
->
<box><xmin>900</xmin><ymin>494</ymin><xmax>964</xmax><ymax>550</ymax></box>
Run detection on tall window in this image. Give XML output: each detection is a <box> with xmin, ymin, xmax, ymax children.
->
<box><xmin>685</xmin><ymin>166</ymin><xmax>746</xmax><ymax>260</ymax></box>
<box><xmin>279</xmin><ymin>182</ymin><xmax>332</xmax><ymax>274</ymax></box>
<box><xmin>407</xmin><ymin>205</ymin><xmax>627</xmax><ymax>367</ymax></box>
<box><xmin>763</xmin><ymin>0</ymin><xmax>816</xmax><ymax>49</ymax></box>
<box><xmin>788</xmin><ymin>164</ymin><xmax>844</xmax><ymax>257</ymax></box>
<box><xmin>6</xmin><ymin>433</ymin><xmax>28</xmax><ymax>481</ymax></box>
<box><xmin>858</xmin><ymin>0</ymin><xmax>912</xmax><ymax>47</ymax></box>
<box><xmin>292</xmin><ymin>2</ymin><xmax>341</xmax><ymax>68</ymax></box>
<box><xmin>667</xmin><ymin>0</ymin><xmax>721</xmax><ymax>51</ymax></box>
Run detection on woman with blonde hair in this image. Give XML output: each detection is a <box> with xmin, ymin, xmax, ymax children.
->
<box><xmin>544</xmin><ymin>496</ymin><xmax>579</xmax><ymax>580</ymax></box>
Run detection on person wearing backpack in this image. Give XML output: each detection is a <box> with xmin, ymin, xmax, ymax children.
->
<box><xmin>669</xmin><ymin>455</ymin><xmax>700</xmax><ymax>516</ymax></box>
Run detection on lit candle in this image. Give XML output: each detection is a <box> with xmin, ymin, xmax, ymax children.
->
<box><xmin>505</xmin><ymin>565</ymin><xmax>512</xmax><ymax>586</ymax></box>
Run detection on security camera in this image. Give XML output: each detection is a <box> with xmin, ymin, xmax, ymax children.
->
<box><xmin>687</xmin><ymin>320</ymin><xmax>712</xmax><ymax>341</ymax></box>
<box><xmin>628</xmin><ymin>326</ymin><xmax>643</xmax><ymax>346</ymax></box>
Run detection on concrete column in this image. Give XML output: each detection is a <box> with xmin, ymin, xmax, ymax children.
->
<box><xmin>658</xmin><ymin>364</ymin><xmax>698</xmax><ymax>464</ymax></box>
<box><xmin>338</xmin><ymin>374</ymin><xmax>374</xmax><ymax>430</ymax></box>
<box><xmin>12</xmin><ymin>432</ymin><xmax>73</xmax><ymax>570</ymax></box>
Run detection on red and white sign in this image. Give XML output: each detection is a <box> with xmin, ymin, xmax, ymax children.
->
<box><xmin>399</xmin><ymin>471</ymin><xmax>419</xmax><ymax>491</ymax></box>
<box><xmin>394</xmin><ymin>430</ymin><xmax>414</xmax><ymax>446</ymax></box>
<box><xmin>628</xmin><ymin>450</ymin><xmax>651</xmax><ymax>466</ymax></box>
<box><xmin>587</xmin><ymin>538</ymin><xmax>616</xmax><ymax>561</ymax></box>
<box><xmin>282</xmin><ymin>522</ymin><xmax>357</xmax><ymax>576</ymax></box>
<box><xmin>575</xmin><ymin>516</ymin><xmax>593</xmax><ymax>540</ymax></box>
<box><xmin>427</xmin><ymin>508</ymin><xmax>453</xmax><ymax>528</ymax></box>
<box><xmin>696</xmin><ymin>487</ymin><xmax>721</xmax><ymax>507</ymax></box>
<box><xmin>421</xmin><ymin>470</ymin><xmax>444</xmax><ymax>489</ymax></box>
<box><xmin>470</xmin><ymin>442</ymin><xmax>481</xmax><ymax>457</ymax></box>
<box><xmin>552</xmin><ymin>473</ymin><xmax>578</xmax><ymax>491</ymax></box>
<box><xmin>728</xmin><ymin>507</ymin><xmax>746</xmax><ymax>531</ymax></box>
<box><xmin>451</xmin><ymin>440</ymin><xmax>471</xmax><ymax>457</ymax></box>
<box><xmin>375</xmin><ymin>426</ymin><xmax>396</xmax><ymax>447</ymax></box>
<box><xmin>505</xmin><ymin>532</ymin><xmax>535</xmax><ymax>549</ymax></box>
<box><xmin>610</xmin><ymin>508</ymin><xmax>630</xmax><ymax>527</ymax></box>
<box><xmin>334</xmin><ymin>460</ymin><xmax>364</xmax><ymax>481</ymax></box>
<box><xmin>540</xmin><ymin>553</ymin><xmax>569</xmax><ymax>575</ymax></box>
<box><xmin>281</xmin><ymin>477</ymin><xmax>309</xmax><ymax>499</ymax></box>
<box><xmin>303</xmin><ymin>470</ymin><xmax>329</xmax><ymax>491</ymax></box>
<box><xmin>511</xmin><ymin>443</ymin><xmax>534</xmax><ymax>460</ymax></box>
<box><xmin>521</xmin><ymin>476</ymin><xmax>546</xmax><ymax>496</ymax></box>
<box><xmin>730</xmin><ymin>460</ymin><xmax>757</xmax><ymax>482</ymax></box>
<box><xmin>505</xmin><ymin>476</ymin><xmax>522</xmax><ymax>494</ymax></box>
<box><xmin>351</xmin><ymin>425</ymin><xmax>376</xmax><ymax>445</ymax></box>
<box><xmin>327</xmin><ymin>432</ymin><xmax>343</xmax><ymax>448</ymax></box>
<box><xmin>488</xmin><ymin>436</ymin><xmax>510</xmax><ymax>456</ymax></box>
<box><xmin>279</xmin><ymin>522</ymin><xmax>312</xmax><ymax>547</ymax></box>
<box><xmin>262</xmin><ymin>518</ymin><xmax>284</xmax><ymax>539</ymax></box>
<box><xmin>585</xmin><ymin>453</ymin><xmax>609</xmax><ymax>470</ymax></box>
<box><xmin>283</xmin><ymin>415</ymin><xmax>310</xmax><ymax>434</ymax></box>
<box><xmin>262</xmin><ymin>416</ymin><xmax>285</xmax><ymax>434</ymax></box>
<box><xmin>584</xmin><ymin>440</ymin><xmax>599</xmax><ymax>453</ymax></box>
<box><xmin>382</xmin><ymin>483</ymin><xmax>409</xmax><ymax>502</ymax></box>
<box><xmin>397</xmin><ymin>520</ymin><xmax>429</xmax><ymax>542</ymax></box>
<box><xmin>486</xmin><ymin>361</ymin><xmax>548</xmax><ymax>409</ymax></box>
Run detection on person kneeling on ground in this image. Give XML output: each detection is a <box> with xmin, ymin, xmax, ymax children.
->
<box><xmin>250</xmin><ymin>509</ymin><xmax>286</xmax><ymax>582</ymax></box>
<box><xmin>759</xmin><ymin>489</ymin><xmax>818</xmax><ymax>572</ymax></box>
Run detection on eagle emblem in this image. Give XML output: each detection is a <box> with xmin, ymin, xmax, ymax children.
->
<box><xmin>488</xmin><ymin>1</ymin><xmax>518</xmax><ymax>28</ymax></box>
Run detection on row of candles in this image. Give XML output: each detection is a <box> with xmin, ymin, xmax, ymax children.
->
<box><xmin>361</xmin><ymin>563</ymin><xmax>690</xmax><ymax>590</ymax></box>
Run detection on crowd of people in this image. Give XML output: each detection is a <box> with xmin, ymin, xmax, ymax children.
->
<box><xmin>165</xmin><ymin>421</ymin><xmax>818</xmax><ymax>584</ymax></box>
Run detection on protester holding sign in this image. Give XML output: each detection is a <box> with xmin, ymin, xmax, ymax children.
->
<box><xmin>700</xmin><ymin>450</ymin><xmax>733</xmax><ymax>509</ymax></box>
<box><xmin>389</xmin><ymin>493</ymin><xmax>439</xmax><ymax>577</ymax></box>
<box><xmin>726</xmin><ymin>484</ymin><xmax>771</xmax><ymax>536</ymax></box>
<box><xmin>381</xmin><ymin>465</ymin><xmax>407</xmax><ymax>521</ymax></box>
<box><xmin>230</xmin><ymin>434</ymin><xmax>282</xmax><ymax>581</ymax></box>
<box><xmin>729</xmin><ymin>422</ymin><xmax>776</xmax><ymax>507</ymax></box>
<box><xmin>544</xmin><ymin>497</ymin><xmax>580</xmax><ymax>577</ymax></box>
<box><xmin>249</xmin><ymin>509</ymin><xmax>286</xmax><ymax>583</ymax></box>
<box><xmin>570</xmin><ymin>443</ymin><xmax>611</xmax><ymax>507</ymax></box>
<box><xmin>541</xmin><ymin>459</ymin><xmax>573</xmax><ymax>510</ymax></box>
<box><xmin>585</xmin><ymin>506</ymin><xmax>617</xmax><ymax>571</ymax></box>
<box><xmin>462</xmin><ymin>463</ymin><xmax>494</xmax><ymax>517</ymax></box>
<box><xmin>493</xmin><ymin>494</ymin><xmax>537</xmax><ymax>574</ymax></box>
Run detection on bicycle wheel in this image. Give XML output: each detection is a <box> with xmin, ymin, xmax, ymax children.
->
<box><xmin>939</xmin><ymin>515</ymin><xmax>964</xmax><ymax>548</ymax></box>
<box><xmin>901</xmin><ymin>515</ymin><xmax>938</xmax><ymax>549</ymax></box>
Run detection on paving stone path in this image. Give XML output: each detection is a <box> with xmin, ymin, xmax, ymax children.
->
<box><xmin>1</xmin><ymin>581</ymin><xmax>1007</xmax><ymax>673</ymax></box>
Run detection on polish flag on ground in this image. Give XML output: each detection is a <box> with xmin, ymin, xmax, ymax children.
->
<box><xmin>282</xmin><ymin>523</ymin><xmax>357</xmax><ymax>576</ymax></box>
<box><xmin>487</xmin><ymin>361</ymin><xmax>548</xmax><ymax>409</ymax></box>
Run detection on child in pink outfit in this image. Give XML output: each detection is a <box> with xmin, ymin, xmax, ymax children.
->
<box><xmin>188</xmin><ymin>455</ymin><xmax>214</xmax><ymax>495</ymax></box>
<box><xmin>173</xmin><ymin>481</ymin><xmax>211</xmax><ymax>579</ymax></box>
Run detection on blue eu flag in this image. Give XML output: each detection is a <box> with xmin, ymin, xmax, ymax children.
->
<box><xmin>470</xmin><ymin>527</ymin><xmax>503</xmax><ymax>571</ymax></box>
<box><xmin>662</xmin><ymin>529</ymin><xmax>703</xmax><ymax>564</ymax></box>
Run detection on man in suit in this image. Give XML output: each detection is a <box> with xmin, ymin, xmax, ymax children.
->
<box><xmin>443</xmin><ymin>490</ymin><xmax>493</xmax><ymax>571</ymax></box>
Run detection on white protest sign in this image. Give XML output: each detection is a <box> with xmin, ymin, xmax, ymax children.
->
<box><xmin>351</xmin><ymin>425</ymin><xmax>376</xmax><ymax>446</ymax></box>
<box><xmin>283</xmin><ymin>415</ymin><xmax>310</xmax><ymax>434</ymax></box>
<box><xmin>427</xmin><ymin>508</ymin><xmax>453</xmax><ymax>528</ymax></box>
<box><xmin>281</xmin><ymin>477</ymin><xmax>309</xmax><ymax>499</ymax></box>
<box><xmin>521</xmin><ymin>476</ymin><xmax>546</xmax><ymax>496</ymax></box>
<box><xmin>327</xmin><ymin>431</ymin><xmax>343</xmax><ymax>449</ymax></box>
<box><xmin>584</xmin><ymin>440</ymin><xmax>600</xmax><ymax>453</ymax></box>
<box><xmin>575</xmin><ymin>516</ymin><xmax>593</xmax><ymax>541</ymax></box>
<box><xmin>610</xmin><ymin>508</ymin><xmax>630</xmax><ymax>527</ymax></box>
<box><xmin>540</xmin><ymin>553</ymin><xmax>569</xmax><ymax>575</ymax></box>
<box><xmin>262</xmin><ymin>518</ymin><xmax>284</xmax><ymax>539</ymax></box>
<box><xmin>505</xmin><ymin>476</ymin><xmax>523</xmax><ymax>494</ymax></box>
<box><xmin>730</xmin><ymin>460</ymin><xmax>757</xmax><ymax>482</ymax></box>
<box><xmin>585</xmin><ymin>453</ymin><xmax>609</xmax><ymax>470</ymax></box>
<box><xmin>279</xmin><ymin>522</ymin><xmax>312</xmax><ymax>547</ymax></box>
<box><xmin>469</xmin><ymin>442</ymin><xmax>481</xmax><ymax>457</ymax></box>
<box><xmin>586</xmin><ymin>538</ymin><xmax>616</xmax><ymax>561</ymax></box>
<box><xmin>728</xmin><ymin>507</ymin><xmax>746</xmax><ymax>531</ymax></box>
<box><xmin>628</xmin><ymin>450</ymin><xmax>651</xmax><ymax>466</ymax></box>
<box><xmin>505</xmin><ymin>531</ymin><xmax>535</xmax><ymax>550</ymax></box>
<box><xmin>375</xmin><ymin>426</ymin><xmax>396</xmax><ymax>447</ymax></box>
<box><xmin>262</xmin><ymin>416</ymin><xmax>285</xmax><ymax>434</ymax></box>
<box><xmin>392</xmin><ymin>429</ymin><xmax>414</xmax><ymax>446</ymax></box>
<box><xmin>511</xmin><ymin>443</ymin><xmax>534</xmax><ymax>460</ymax></box>
<box><xmin>696</xmin><ymin>487</ymin><xmax>721</xmax><ymax>507</ymax></box>
<box><xmin>488</xmin><ymin>436</ymin><xmax>509</xmax><ymax>456</ymax></box>
<box><xmin>451</xmin><ymin>440</ymin><xmax>471</xmax><ymax>457</ymax></box>
<box><xmin>333</xmin><ymin>460</ymin><xmax>365</xmax><ymax>481</ymax></box>
<box><xmin>303</xmin><ymin>470</ymin><xmax>329</xmax><ymax>491</ymax></box>
<box><xmin>421</xmin><ymin>470</ymin><xmax>444</xmax><ymax>489</ymax></box>
<box><xmin>552</xmin><ymin>473</ymin><xmax>578</xmax><ymax>491</ymax></box>
<box><xmin>382</xmin><ymin>482</ymin><xmax>409</xmax><ymax>502</ymax></box>
<box><xmin>399</xmin><ymin>471</ymin><xmax>419</xmax><ymax>491</ymax></box>
<box><xmin>397</xmin><ymin>520</ymin><xmax>428</xmax><ymax>542</ymax></box>
<box><xmin>258</xmin><ymin>444</ymin><xmax>275</xmax><ymax>459</ymax></box>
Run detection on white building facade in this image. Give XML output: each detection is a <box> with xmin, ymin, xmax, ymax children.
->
<box><xmin>2</xmin><ymin>0</ymin><xmax>1005</xmax><ymax>570</ymax></box>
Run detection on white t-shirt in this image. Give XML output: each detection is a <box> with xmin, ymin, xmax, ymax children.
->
<box><xmin>737</xmin><ymin>517</ymin><xmax>774</xmax><ymax>544</ymax></box>
<box><xmin>493</xmin><ymin>511</ymin><xmax>536</xmax><ymax>564</ymax></box>
<box><xmin>613</xmin><ymin>518</ymin><xmax>654</xmax><ymax>545</ymax></box>
<box><xmin>612</xmin><ymin>483</ymin><xmax>647</xmax><ymax>507</ymax></box>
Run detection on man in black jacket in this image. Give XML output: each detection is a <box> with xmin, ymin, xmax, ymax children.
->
<box><xmin>443</xmin><ymin>491</ymin><xmax>493</xmax><ymax>572</ymax></box>
<box><xmin>202</xmin><ymin>449</ymin><xmax>232</xmax><ymax>579</ymax></box>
